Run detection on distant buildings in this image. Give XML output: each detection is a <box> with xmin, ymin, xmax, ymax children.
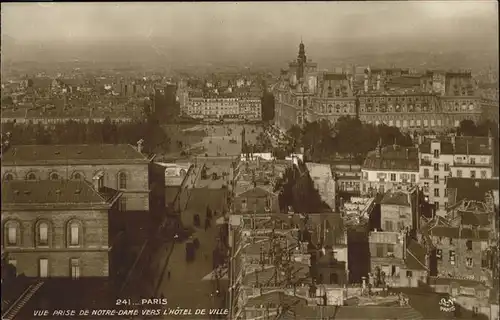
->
<box><xmin>177</xmin><ymin>74</ymin><xmax>263</xmax><ymax>122</ymax></box>
<box><xmin>183</xmin><ymin>95</ymin><xmax>261</xmax><ymax>122</ymax></box>
<box><xmin>273</xmin><ymin>41</ymin><xmax>495</xmax><ymax>132</ymax></box>
<box><xmin>274</xmin><ymin>42</ymin><xmax>356</xmax><ymax>130</ymax></box>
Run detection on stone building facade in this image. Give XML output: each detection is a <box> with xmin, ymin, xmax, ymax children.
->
<box><xmin>273</xmin><ymin>43</ymin><xmax>490</xmax><ymax>132</ymax></box>
<box><xmin>1</xmin><ymin>180</ymin><xmax>120</xmax><ymax>278</ymax></box>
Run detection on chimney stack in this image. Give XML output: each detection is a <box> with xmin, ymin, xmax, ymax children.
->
<box><xmin>375</xmin><ymin>138</ymin><xmax>382</xmax><ymax>158</ymax></box>
<box><xmin>376</xmin><ymin>74</ymin><xmax>381</xmax><ymax>91</ymax></box>
<box><xmin>364</xmin><ymin>74</ymin><xmax>369</xmax><ymax>93</ymax></box>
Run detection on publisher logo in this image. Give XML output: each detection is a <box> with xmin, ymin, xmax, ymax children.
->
<box><xmin>439</xmin><ymin>297</ymin><xmax>456</xmax><ymax>312</ymax></box>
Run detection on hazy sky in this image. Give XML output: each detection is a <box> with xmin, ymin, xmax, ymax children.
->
<box><xmin>2</xmin><ymin>1</ymin><xmax>498</xmax><ymax>44</ymax></box>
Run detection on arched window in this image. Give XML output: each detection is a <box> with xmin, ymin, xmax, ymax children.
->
<box><xmin>49</xmin><ymin>172</ymin><xmax>59</xmax><ymax>180</ymax></box>
<box><xmin>26</xmin><ymin>172</ymin><xmax>37</xmax><ymax>180</ymax></box>
<box><xmin>37</xmin><ymin>221</ymin><xmax>49</xmax><ymax>246</ymax></box>
<box><xmin>4</xmin><ymin>220</ymin><xmax>20</xmax><ymax>246</ymax></box>
<box><xmin>118</xmin><ymin>172</ymin><xmax>127</xmax><ymax>189</ymax></box>
<box><xmin>3</xmin><ymin>173</ymin><xmax>14</xmax><ymax>181</ymax></box>
<box><xmin>67</xmin><ymin>220</ymin><xmax>82</xmax><ymax>247</ymax></box>
<box><xmin>72</xmin><ymin>172</ymin><xmax>84</xmax><ymax>180</ymax></box>
<box><xmin>179</xmin><ymin>169</ymin><xmax>187</xmax><ymax>177</ymax></box>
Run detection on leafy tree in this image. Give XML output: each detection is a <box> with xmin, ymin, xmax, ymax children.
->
<box><xmin>255</xmin><ymin>131</ymin><xmax>273</xmax><ymax>152</ymax></box>
<box><xmin>2</xmin><ymin>118</ymin><xmax>170</xmax><ymax>154</ymax></box>
<box><xmin>458</xmin><ymin>119</ymin><xmax>477</xmax><ymax>136</ymax></box>
<box><xmin>286</xmin><ymin>125</ymin><xmax>303</xmax><ymax>153</ymax></box>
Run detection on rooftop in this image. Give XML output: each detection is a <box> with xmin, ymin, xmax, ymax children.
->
<box><xmin>454</xmin><ymin>136</ymin><xmax>492</xmax><ymax>155</ymax></box>
<box><xmin>418</xmin><ymin>140</ymin><xmax>454</xmax><ymax>155</ymax></box>
<box><xmin>381</xmin><ymin>191</ymin><xmax>411</xmax><ymax>207</ymax></box>
<box><xmin>323</xmin><ymin>73</ymin><xmax>348</xmax><ymax>81</ymax></box>
<box><xmin>296</xmin><ymin>305</ymin><xmax>423</xmax><ymax>320</ymax></box>
<box><xmin>13</xmin><ymin>278</ymin><xmax>116</xmax><ymax>319</ymax></box>
<box><xmin>1</xmin><ymin>180</ymin><xmax>118</xmax><ymax>210</ymax></box>
<box><xmin>2</xmin><ymin>144</ymin><xmax>149</xmax><ymax>165</ymax></box>
<box><xmin>456</xmin><ymin>210</ymin><xmax>491</xmax><ymax>227</ymax></box>
<box><xmin>307</xmin><ymin>213</ymin><xmax>347</xmax><ymax>247</ymax></box>
<box><xmin>236</xmin><ymin>186</ymin><xmax>275</xmax><ymax>198</ymax></box>
<box><xmin>406</xmin><ymin>240</ymin><xmax>427</xmax><ymax>271</ymax></box>
<box><xmin>242</xmin><ymin>262</ymin><xmax>310</xmax><ymax>287</ymax></box>
<box><xmin>363</xmin><ymin>145</ymin><xmax>419</xmax><ymax>172</ymax></box>
<box><xmin>429</xmin><ymin>226</ymin><xmax>489</xmax><ymax>241</ymax></box>
<box><xmin>446</xmin><ymin>177</ymin><xmax>498</xmax><ymax>203</ymax></box>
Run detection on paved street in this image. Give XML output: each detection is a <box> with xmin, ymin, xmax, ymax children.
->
<box><xmin>157</xmin><ymin>187</ymin><xmax>229</xmax><ymax>318</ymax></box>
<box><xmin>123</xmin><ymin>132</ymin><xmax>236</xmax><ymax>318</ymax></box>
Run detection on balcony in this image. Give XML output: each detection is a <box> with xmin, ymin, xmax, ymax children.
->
<box><xmin>453</xmin><ymin>161</ymin><xmax>490</xmax><ymax>168</ymax></box>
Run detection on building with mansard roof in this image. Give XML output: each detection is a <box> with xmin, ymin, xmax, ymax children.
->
<box><xmin>273</xmin><ymin>43</ymin><xmax>490</xmax><ymax>132</ymax></box>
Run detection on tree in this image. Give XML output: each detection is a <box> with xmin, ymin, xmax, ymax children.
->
<box><xmin>255</xmin><ymin>132</ymin><xmax>272</xmax><ymax>152</ymax></box>
<box><xmin>332</xmin><ymin>116</ymin><xmax>366</xmax><ymax>161</ymax></box>
<box><xmin>458</xmin><ymin>119</ymin><xmax>477</xmax><ymax>136</ymax></box>
<box><xmin>286</xmin><ymin>125</ymin><xmax>303</xmax><ymax>153</ymax></box>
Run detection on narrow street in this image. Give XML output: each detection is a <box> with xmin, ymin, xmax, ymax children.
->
<box><xmin>124</xmin><ymin>163</ymin><xmax>230</xmax><ymax>319</ymax></box>
<box><xmin>157</xmin><ymin>187</ymin><xmax>229</xmax><ymax>318</ymax></box>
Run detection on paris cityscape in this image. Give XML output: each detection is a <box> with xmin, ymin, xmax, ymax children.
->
<box><xmin>1</xmin><ymin>2</ymin><xmax>499</xmax><ymax>320</ymax></box>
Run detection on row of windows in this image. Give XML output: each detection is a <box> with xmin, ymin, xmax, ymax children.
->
<box><xmin>3</xmin><ymin>171</ymin><xmax>128</xmax><ymax>189</ymax></box>
<box><xmin>363</xmin><ymin>119</ymin><xmax>453</xmax><ymax>128</ymax></box>
<box><xmin>363</xmin><ymin>104</ymin><xmax>435</xmax><ymax>113</ymax></box>
<box><xmin>455</xmin><ymin>169</ymin><xmax>488</xmax><ymax>179</ymax></box>
<box><xmin>362</xmin><ymin>96</ymin><xmax>431</xmax><ymax>103</ymax></box>
<box><xmin>369</xmin><ymin>172</ymin><xmax>417</xmax><ymax>183</ymax></box>
<box><xmin>7</xmin><ymin>258</ymin><xmax>81</xmax><ymax>279</ymax></box>
<box><xmin>317</xmin><ymin>106</ymin><xmax>353</xmax><ymax>114</ymax></box>
<box><xmin>4</xmin><ymin>219</ymin><xmax>83</xmax><ymax>247</ymax></box>
<box><xmin>436</xmin><ymin>249</ymin><xmax>475</xmax><ymax>267</ymax></box>
<box><xmin>376</xmin><ymin>265</ymin><xmax>416</xmax><ymax>278</ymax></box>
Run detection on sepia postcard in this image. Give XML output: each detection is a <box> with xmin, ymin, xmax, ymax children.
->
<box><xmin>1</xmin><ymin>2</ymin><xmax>499</xmax><ymax>319</ymax></box>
